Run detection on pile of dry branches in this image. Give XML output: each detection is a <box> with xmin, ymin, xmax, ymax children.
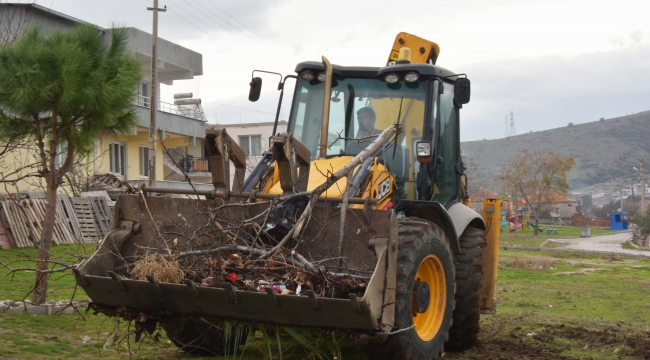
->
<box><xmin>121</xmin><ymin>126</ymin><xmax>398</xmax><ymax>299</ymax></box>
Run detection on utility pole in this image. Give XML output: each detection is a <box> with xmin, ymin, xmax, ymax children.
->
<box><xmin>621</xmin><ymin>188</ymin><xmax>624</xmax><ymax>212</ymax></box>
<box><xmin>640</xmin><ymin>159</ymin><xmax>646</xmax><ymax>214</ymax></box>
<box><xmin>147</xmin><ymin>0</ymin><xmax>166</xmax><ymax>189</ymax></box>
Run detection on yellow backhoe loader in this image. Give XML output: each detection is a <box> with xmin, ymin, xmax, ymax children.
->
<box><xmin>73</xmin><ymin>32</ymin><xmax>501</xmax><ymax>359</ymax></box>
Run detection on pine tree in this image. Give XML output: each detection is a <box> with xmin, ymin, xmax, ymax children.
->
<box><xmin>0</xmin><ymin>25</ymin><xmax>142</xmax><ymax>304</ymax></box>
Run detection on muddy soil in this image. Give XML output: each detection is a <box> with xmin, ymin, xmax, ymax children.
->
<box><xmin>447</xmin><ymin>317</ymin><xmax>650</xmax><ymax>360</ymax></box>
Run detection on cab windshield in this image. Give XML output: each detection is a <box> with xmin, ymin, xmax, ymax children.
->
<box><xmin>288</xmin><ymin>75</ymin><xmax>430</xmax><ymax>184</ymax></box>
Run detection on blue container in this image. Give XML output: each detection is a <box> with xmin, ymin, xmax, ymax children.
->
<box><xmin>610</xmin><ymin>211</ymin><xmax>629</xmax><ymax>230</ymax></box>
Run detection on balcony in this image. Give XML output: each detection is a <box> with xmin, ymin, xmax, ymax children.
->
<box><xmin>133</xmin><ymin>95</ymin><xmax>206</xmax><ymax>139</ymax></box>
<box><xmin>174</xmin><ymin>156</ymin><xmax>211</xmax><ymax>174</ymax></box>
<box><xmin>134</xmin><ymin>95</ymin><xmax>206</xmax><ymax>121</ymax></box>
<box><xmin>162</xmin><ymin>147</ymin><xmax>211</xmax><ymax>182</ymax></box>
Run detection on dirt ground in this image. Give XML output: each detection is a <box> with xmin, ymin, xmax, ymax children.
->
<box><xmin>446</xmin><ymin>316</ymin><xmax>650</xmax><ymax>360</ymax></box>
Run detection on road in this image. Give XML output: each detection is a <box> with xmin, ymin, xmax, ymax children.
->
<box><xmin>551</xmin><ymin>230</ymin><xmax>650</xmax><ymax>257</ymax></box>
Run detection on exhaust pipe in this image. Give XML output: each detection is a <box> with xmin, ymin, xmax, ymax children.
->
<box><xmin>318</xmin><ymin>56</ymin><xmax>333</xmax><ymax>159</ymax></box>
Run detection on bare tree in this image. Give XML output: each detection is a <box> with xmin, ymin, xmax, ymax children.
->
<box><xmin>497</xmin><ymin>149</ymin><xmax>575</xmax><ymax>235</ymax></box>
<box><xmin>0</xmin><ymin>1</ymin><xmax>33</xmax><ymax>45</ymax></box>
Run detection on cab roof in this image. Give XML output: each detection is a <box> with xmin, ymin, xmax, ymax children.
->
<box><xmin>295</xmin><ymin>61</ymin><xmax>459</xmax><ymax>80</ymax></box>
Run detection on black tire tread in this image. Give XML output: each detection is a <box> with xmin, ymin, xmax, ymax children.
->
<box><xmin>374</xmin><ymin>218</ymin><xmax>456</xmax><ymax>360</ymax></box>
<box><xmin>446</xmin><ymin>226</ymin><xmax>485</xmax><ymax>351</ymax></box>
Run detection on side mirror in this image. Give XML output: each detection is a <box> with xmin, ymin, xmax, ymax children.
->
<box><xmin>248</xmin><ymin>77</ymin><xmax>262</xmax><ymax>102</ymax></box>
<box><xmin>454</xmin><ymin>78</ymin><xmax>470</xmax><ymax>105</ymax></box>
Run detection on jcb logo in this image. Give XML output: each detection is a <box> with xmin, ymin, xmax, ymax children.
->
<box><xmin>377</xmin><ymin>178</ymin><xmax>391</xmax><ymax>199</ymax></box>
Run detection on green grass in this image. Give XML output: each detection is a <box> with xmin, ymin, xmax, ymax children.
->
<box><xmin>500</xmin><ymin>233</ymin><xmax>547</xmax><ymax>247</ymax></box>
<box><xmin>622</xmin><ymin>242</ymin><xmax>650</xmax><ymax>251</ymax></box>
<box><xmin>0</xmin><ymin>244</ymin><xmax>96</xmax><ymax>301</ymax></box>
<box><xmin>504</xmin><ymin>225</ymin><xmax>619</xmax><ymax>238</ymax></box>
<box><xmin>494</xmin><ymin>249</ymin><xmax>650</xmax><ymax>327</ymax></box>
<box><xmin>2</xmin><ymin>245</ymin><xmax>650</xmax><ymax>359</ymax></box>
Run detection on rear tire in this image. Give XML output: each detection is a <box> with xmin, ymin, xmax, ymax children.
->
<box><xmin>446</xmin><ymin>226</ymin><xmax>485</xmax><ymax>351</ymax></box>
<box><xmin>161</xmin><ymin>317</ymin><xmax>248</xmax><ymax>356</ymax></box>
<box><xmin>372</xmin><ymin>219</ymin><xmax>455</xmax><ymax>360</ymax></box>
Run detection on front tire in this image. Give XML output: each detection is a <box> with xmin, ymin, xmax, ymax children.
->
<box><xmin>373</xmin><ymin>219</ymin><xmax>455</xmax><ymax>360</ymax></box>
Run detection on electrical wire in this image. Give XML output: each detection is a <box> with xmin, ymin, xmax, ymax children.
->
<box><xmin>206</xmin><ymin>0</ymin><xmax>271</xmax><ymax>43</ymax></box>
<box><xmin>181</xmin><ymin>0</ymin><xmax>285</xmax><ymax>66</ymax></box>
<box><xmin>191</xmin><ymin>1</ymin><xmax>275</xmax><ymax>52</ymax></box>
<box><xmin>162</xmin><ymin>1</ymin><xmax>254</xmax><ymax>60</ymax></box>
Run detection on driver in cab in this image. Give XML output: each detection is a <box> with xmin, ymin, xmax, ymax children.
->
<box><xmin>347</xmin><ymin>107</ymin><xmax>382</xmax><ymax>155</ymax></box>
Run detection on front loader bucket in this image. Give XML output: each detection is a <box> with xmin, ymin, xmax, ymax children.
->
<box><xmin>74</xmin><ymin>194</ymin><xmax>397</xmax><ymax>332</ymax></box>
<box><xmin>79</xmin><ymin>266</ymin><xmax>374</xmax><ymax>329</ymax></box>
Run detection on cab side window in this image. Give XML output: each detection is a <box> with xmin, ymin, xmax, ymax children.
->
<box><xmin>432</xmin><ymin>82</ymin><xmax>459</xmax><ymax>206</ymax></box>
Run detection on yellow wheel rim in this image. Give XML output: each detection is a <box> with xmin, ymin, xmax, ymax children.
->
<box><xmin>412</xmin><ymin>254</ymin><xmax>447</xmax><ymax>341</ymax></box>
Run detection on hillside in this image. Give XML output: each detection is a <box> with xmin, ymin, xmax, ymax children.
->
<box><xmin>461</xmin><ymin>110</ymin><xmax>650</xmax><ymax>193</ymax></box>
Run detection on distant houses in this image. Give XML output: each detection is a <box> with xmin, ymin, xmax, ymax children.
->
<box><xmin>469</xmin><ymin>188</ymin><xmax>577</xmax><ymax>225</ymax></box>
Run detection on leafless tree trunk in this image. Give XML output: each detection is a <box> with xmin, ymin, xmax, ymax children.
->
<box><xmin>0</xmin><ymin>1</ymin><xmax>32</xmax><ymax>45</ymax></box>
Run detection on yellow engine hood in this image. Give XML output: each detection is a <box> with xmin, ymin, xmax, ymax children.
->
<box><xmin>267</xmin><ymin>156</ymin><xmax>356</xmax><ymax>197</ymax></box>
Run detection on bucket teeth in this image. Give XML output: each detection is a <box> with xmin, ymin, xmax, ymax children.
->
<box><xmin>72</xmin><ymin>268</ymin><xmax>90</xmax><ymax>287</ymax></box>
<box><xmin>146</xmin><ymin>275</ymin><xmax>162</xmax><ymax>294</ymax></box>
<box><xmin>349</xmin><ymin>293</ymin><xmax>362</xmax><ymax>313</ymax></box>
<box><xmin>182</xmin><ymin>279</ymin><xmax>200</xmax><ymax>298</ymax></box>
<box><xmin>264</xmin><ymin>287</ymin><xmax>281</xmax><ymax>306</ymax></box>
<box><xmin>223</xmin><ymin>282</ymin><xmax>240</xmax><ymax>303</ymax></box>
<box><xmin>305</xmin><ymin>290</ymin><xmax>320</xmax><ymax>310</ymax></box>
<box><xmin>108</xmin><ymin>271</ymin><xmax>127</xmax><ymax>292</ymax></box>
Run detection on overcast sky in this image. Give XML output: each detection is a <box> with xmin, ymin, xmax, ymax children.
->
<box><xmin>23</xmin><ymin>0</ymin><xmax>650</xmax><ymax>141</ymax></box>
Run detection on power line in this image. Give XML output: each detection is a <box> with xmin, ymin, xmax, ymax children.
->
<box><xmin>181</xmin><ymin>0</ymin><xmax>285</xmax><ymax>66</ymax></box>
<box><xmin>172</xmin><ymin>0</ymin><xmax>279</xmax><ymax>67</ymax></box>
<box><xmin>206</xmin><ymin>0</ymin><xmax>270</xmax><ymax>43</ymax></box>
<box><xmin>204</xmin><ymin>0</ymin><xmax>280</xmax><ymax>54</ymax></box>
<box><xmin>191</xmin><ymin>1</ymin><xmax>272</xmax><ymax>50</ymax></box>
<box><xmin>163</xmin><ymin>1</ymin><xmax>251</xmax><ymax>59</ymax></box>
<box><xmin>181</xmin><ymin>0</ymin><xmax>254</xmax><ymax>46</ymax></box>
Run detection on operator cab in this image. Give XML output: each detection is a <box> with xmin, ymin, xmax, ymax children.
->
<box><xmin>286</xmin><ymin>60</ymin><xmax>470</xmax><ymax>207</ymax></box>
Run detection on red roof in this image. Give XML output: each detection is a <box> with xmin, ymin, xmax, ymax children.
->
<box><xmin>516</xmin><ymin>194</ymin><xmax>574</xmax><ymax>205</ymax></box>
<box><xmin>470</xmin><ymin>188</ymin><xmax>499</xmax><ymax>202</ymax></box>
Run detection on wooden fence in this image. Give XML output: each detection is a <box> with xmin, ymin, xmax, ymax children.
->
<box><xmin>0</xmin><ymin>195</ymin><xmax>112</xmax><ymax>248</ymax></box>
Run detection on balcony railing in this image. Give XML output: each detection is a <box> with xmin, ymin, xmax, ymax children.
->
<box><xmin>178</xmin><ymin>156</ymin><xmax>211</xmax><ymax>173</ymax></box>
<box><xmin>134</xmin><ymin>95</ymin><xmax>206</xmax><ymax>121</ymax></box>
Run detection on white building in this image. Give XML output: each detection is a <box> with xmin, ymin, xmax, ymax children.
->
<box><xmin>218</xmin><ymin>121</ymin><xmax>287</xmax><ymax>185</ymax></box>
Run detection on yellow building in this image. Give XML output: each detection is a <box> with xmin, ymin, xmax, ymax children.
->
<box><xmin>0</xmin><ymin>4</ymin><xmax>208</xmax><ymax>195</ymax></box>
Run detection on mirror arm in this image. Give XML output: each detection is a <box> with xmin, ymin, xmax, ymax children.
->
<box><xmin>271</xmin><ymin>75</ymin><xmax>297</xmax><ymax>137</ymax></box>
<box><xmin>252</xmin><ymin>70</ymin><xmax>283</xmax><ymax>89</ymax></box>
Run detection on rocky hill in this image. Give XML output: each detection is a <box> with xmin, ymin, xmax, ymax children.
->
<box><xmin>461</xmin><ymin>110</ymin><xmax>650</xmax><ymax>193</ymax></box>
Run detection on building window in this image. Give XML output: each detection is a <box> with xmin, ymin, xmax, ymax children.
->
<box><xmin>239</xmin><ymin>135</ymin><xmax>262</xmax><ymax>157</ymax></box>
<box><xmin>139</xmin><ymin>146</ymin><xmax>149</xmax><ymax>177</ymax></box>
<box><xmin>109</xmin><ymin>142</ymin><xmax>126</xmax><ymax>176</ymax></box>
<box><xmin>54</xmin><ymin>141</ymin><xmax>67</xmax><ymax>169</ymax></box>
<box><xmin>137</xmin><ymin>81</ymin><xmax>150</xmax><ymax>107</ymax></box>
